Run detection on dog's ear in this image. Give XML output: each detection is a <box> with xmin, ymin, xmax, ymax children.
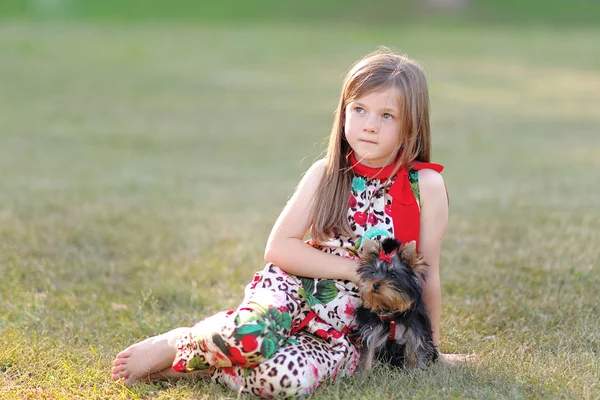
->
<box><xmin>361</xmin><ymin>238</ymin><xmax>379</xmax><ymax>256</ymax></box>
<box><xmin>381</xmin><ymin>237</ymin><xmax>401</xmax><ymax>254</ymax></box>
<box><xmin>400</xmin><ymin>240</ymin><xmax>417</xmax><ymax>263</ymax></box>
<box><xmin>401</xmin><ymin>240</ymin><xmax>428</xmax><ymax>279</ymax></box>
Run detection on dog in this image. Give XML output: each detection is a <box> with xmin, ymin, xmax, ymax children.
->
<box><xmin>353</xmin><ymin>237</ymin><xmax>439</xmax><ymax>372</ymax></box>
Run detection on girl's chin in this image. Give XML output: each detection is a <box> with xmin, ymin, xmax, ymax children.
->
<box><xmin>355</xmin><ymin>157</ymin><xmax>387</xmax><ymax>168</ymax></box>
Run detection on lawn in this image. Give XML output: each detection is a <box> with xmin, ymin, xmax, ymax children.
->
<box><xmin>0</xmin><ymin>18</ymin><xmax>599</xmax><ymax>399</ymax></box>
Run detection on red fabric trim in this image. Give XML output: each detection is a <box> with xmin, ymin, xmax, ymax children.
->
<box><xmin>290</xmin><ymin>310</ymin><xmax>317</xmax><ymax>335</ymax></box>
<box><xmin>388</xmin><ymin>168</ymin><xmax>421</xmax><ymax>250</ymax></box>
<box><xmin>411</xmin><ymin>161</ymin><xmax>444</xmax><ymax>173</ymax></box>
<box><xmin>349</xmin><ymin>152</ymin><xmax>400</xmax><ymax>179</ymax></box>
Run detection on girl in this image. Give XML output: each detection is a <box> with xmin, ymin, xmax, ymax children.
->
<box><xmin>112</xmin><ymin>48</ymin><xmax>457</xmax><ymax>398</ymax></box>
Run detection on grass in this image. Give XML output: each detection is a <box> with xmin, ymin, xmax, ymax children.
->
<box><xmin>3</xmin><ymin>0</ymin><xmax>600</xmax><ymax>26</ymax></box>
<box><xmin>0</xmin><ymin>18</ymin><xmax>599</xmax><ymax>399</ymax></box>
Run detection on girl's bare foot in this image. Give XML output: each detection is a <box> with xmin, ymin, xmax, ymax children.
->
<box><xmin>441</xmin><ymin>353</ymin><xmax>478</xmax><ymax>366</ymax></box>
<box><xmin>111</xmin><ymin>327</ymin><xmax>187</xmax><ymax>386</ymax></box>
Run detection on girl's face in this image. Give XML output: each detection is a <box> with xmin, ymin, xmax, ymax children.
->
<box><xmin>343</xmin><ymin>87</ymin><xmax>403</xmax><ymax>168</ymax></box>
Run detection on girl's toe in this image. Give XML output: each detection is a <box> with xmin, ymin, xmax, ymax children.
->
<box><xmin>111</xmin><ymin>364</ymin><xmax>126</xmax><ymax>374</ymax></box>
<box><xmin>115</xmin><ymin>348</ymin><xmax>132</xmax><ymax>360</ymax></box>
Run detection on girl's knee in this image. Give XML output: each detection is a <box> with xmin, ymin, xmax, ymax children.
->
<box><xmin>246</xmin><ymin>362</ymin><xmax>323</xmax><ymax>398</ymax></box>
<box><xmin>166</xmin><ymin>327</ymin><xmax>191</xmax><ymax>347</ymax></box>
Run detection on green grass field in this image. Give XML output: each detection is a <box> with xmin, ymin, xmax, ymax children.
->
<box><xmin>1</xmin><ymin>17</ymin><xmax>599</xmax><ymax>399</ymax></box>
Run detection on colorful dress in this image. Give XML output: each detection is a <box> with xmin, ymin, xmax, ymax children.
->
<box><xmin>172</xmin><ymin>153</ymin><xmax>443</xmax><ymax>398</ymax></box>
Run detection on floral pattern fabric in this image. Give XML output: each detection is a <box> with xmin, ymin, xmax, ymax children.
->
<box><xmin>172</xmin><ymin>165</ymin><xmax>424</xmax><ymax>398</ymax></box>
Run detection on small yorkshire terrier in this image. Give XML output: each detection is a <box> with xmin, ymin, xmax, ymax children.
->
<box><xmin>354</xmin><ymin>238</ymin><xmax>438</xmax><ymax>371</ymax></box>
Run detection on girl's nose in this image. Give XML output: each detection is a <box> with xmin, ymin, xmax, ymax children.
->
<box><xmin>363</xmin><ymin>115</ymin><xmax>378</xmax><ymax>133</ymax></box>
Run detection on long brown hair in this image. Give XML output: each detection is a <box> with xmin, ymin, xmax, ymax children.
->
<box><xmin>310</xmin><ymin>47</ymin><xmax>432</xmax><ymax>243</ymax></box>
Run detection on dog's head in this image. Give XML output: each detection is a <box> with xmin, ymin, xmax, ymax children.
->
<box><xmin>357</xmin><ymin>238</ymin><xmax>428</xmax><ymax>313</ymax></box>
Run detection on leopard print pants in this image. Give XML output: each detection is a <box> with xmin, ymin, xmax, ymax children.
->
<box><xmin>173</xmin><ymin>263</ymin><xmax>360</xmax><ymax>398</ymax></box>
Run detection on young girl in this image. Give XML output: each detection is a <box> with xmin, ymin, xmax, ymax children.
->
<box><xmin>112</xmin><ymin>48</ymin><xmax>455</xmax><ymax>398</ymax></box>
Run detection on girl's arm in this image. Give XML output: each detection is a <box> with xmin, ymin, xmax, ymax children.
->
<box><xmin>418</xmin><ymin>168</ymin><xmax>449</xmax><ymax>347</ymax></box>
<box><xmin>264</xmin><ymin>159</ymin><xmax>360</xmax><ymax>282</ymax></box>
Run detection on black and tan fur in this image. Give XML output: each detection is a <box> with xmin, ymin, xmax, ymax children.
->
<box><xmin>354</xmin><ymin>238</ymin><xmax>438</xmax><ymax>372</ymax></box>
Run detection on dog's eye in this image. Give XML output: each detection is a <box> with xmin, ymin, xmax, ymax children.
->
<box><xmin>389</xmin><ymin>271</ymin><xmax>397</xmax><ymax>279</ymax></box>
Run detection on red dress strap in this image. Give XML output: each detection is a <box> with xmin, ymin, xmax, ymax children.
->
<box><xmin>410</xmin><ymin>161</ymin><xmax>444</xmax><ymax>173</ymax></box>
<box><xmin>388</xmin><ymin>162</ymin><xmax>445</xmax><ymax>251</ymax></box>
<box><xmin>388</xmin><ymin>168</ymin><xmax>420</xmax><ymax>250</ymax></box>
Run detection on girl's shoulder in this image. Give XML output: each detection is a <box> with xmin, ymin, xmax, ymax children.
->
<box><xmin>417</xmin><ymin>167</ymin><xmax>445</xmax><ymax>188</ymax></box>
<box><xmin>414</xmin><ymin>164</ymin><xmax>448</xmax><ymax>206</ymax></box>
<box><xmin>312</xmin><ymin>157</ymin><xmax>327</xmax><ymax>169</ymax></box>
<box><xmin>296</xmin><ymin>158</ymin><xmax>328</xmax><ymax>189</ymax></box>
<box><xmin>303</xmin><ymin>158</ymin><xmax>327</xmax><ymax>178</ymax></box>
<box><xmin>408</xmin><ymin>161</ymin><xmax>445</xmax><ymax>192</ymax></box>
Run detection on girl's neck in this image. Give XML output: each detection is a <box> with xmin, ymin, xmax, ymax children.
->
<box><xmin>348</xmin><ymin>152</ymin><xmax>402</xmax><ymax>179</ymax></box>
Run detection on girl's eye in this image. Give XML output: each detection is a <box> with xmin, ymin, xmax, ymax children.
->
<box><xmin>382</xmin><ymin>113</ymin><xmax>393</xmax><ymax>120</ymax></box>
<box><xmin>354</xmin><ymin>106</ymin><xmax>365</xmax><ymax>113</ymax></box>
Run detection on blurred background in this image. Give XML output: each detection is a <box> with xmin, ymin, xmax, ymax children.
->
<box><xmin>2</xmin><ymin>0</ymin><xmax>600</xmax><ymax>24</ymax></box>
<box><xmin>1</xmin><ymin>1</ymin><xmax>599</xmax><ymax>399</ymax></box>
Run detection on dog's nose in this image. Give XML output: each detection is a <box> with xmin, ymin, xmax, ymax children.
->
<box><xmin>373</xmin><ymin>282</ymin><xmax>380</xmax><ymax>290</ymax></box>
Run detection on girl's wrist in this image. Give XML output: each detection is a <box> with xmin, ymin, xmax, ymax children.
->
<box><xmin>346</xmin><ymin>259</ymin><xmax>360</xmax><ymax>283</ymax></box>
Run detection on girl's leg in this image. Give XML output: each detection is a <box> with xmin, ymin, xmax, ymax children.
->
<box><xmin>147</xmin><ymin>368</ymin><xmax>208</xmax><ymax>382</ymax></box>
<box><xmin>113</xmin><ymin>265</ymin><xmax>309</xmax><ymax>386</ymax></box>
<box><xmin>111</xmin><ymin>291</ymin><xmax>301</xmax><ymax>387</ymax></box>
<box><xmin>111</xmin><ymin>327</ymin><xmax>188</xmax><ymax>385</ymax></box>
<box><xmin>173</xmin><ymin>285</ymin><xmax>309</xmax><ymax>373</ymax></box>
<box><xmin>209</xmin><ymin>330</ymin><xmax>359</xmax><ymax>398</ymax></box>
